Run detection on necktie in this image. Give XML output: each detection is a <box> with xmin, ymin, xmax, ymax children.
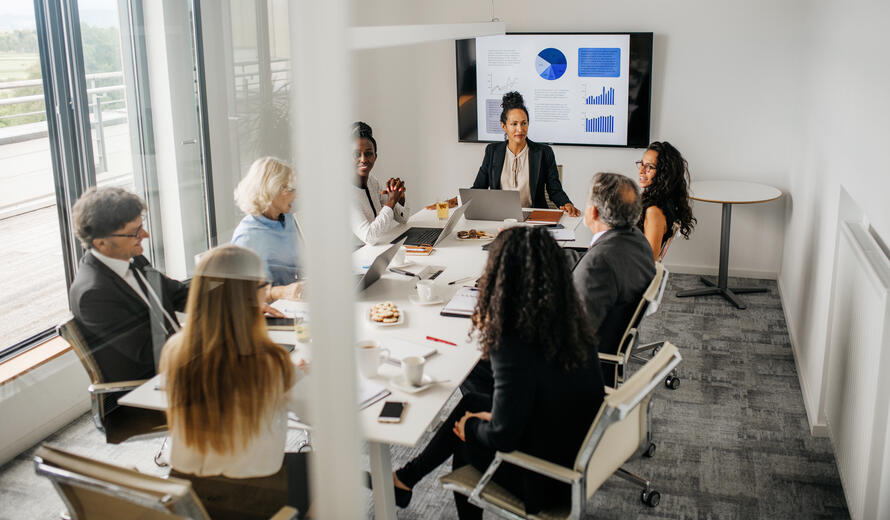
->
<box><xmin>130</xmin><ymin>263</ymin><xmax>178</xmax><ymax>337</ymax></box>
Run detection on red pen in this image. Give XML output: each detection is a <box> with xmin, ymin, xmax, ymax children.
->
<box><xmin>426</xmin><ymin>335</ymin><xmax>457</xmax><ymax>346</ymax></box>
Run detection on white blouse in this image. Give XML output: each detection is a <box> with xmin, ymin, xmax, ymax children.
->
<box><xmin>499</xmin><ymin>144</ymin><xmax>532</xmax><ymax>208</ymax></box>
<box><xmin>167</xmin><ymin>345</ymin><xmax>309</xmax><ymax>477</ymax></box>
<box><xmin>351</xmin><ymin>174</ymin><xmax>410</xmax><ymax>245</ymax></box>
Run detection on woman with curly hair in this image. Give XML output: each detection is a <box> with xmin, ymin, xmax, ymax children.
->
<box><xmin>636</xmin><ymin>141</ymin><xmax>696</xmax><ymax>260</ymax></box>
<box><xmin>384</xmin><ymin>226</ymin><xmax>605</xmax><ymax>518</ymax></box>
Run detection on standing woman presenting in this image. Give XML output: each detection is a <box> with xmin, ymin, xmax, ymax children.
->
<box><xmin>351</xmin><ymin>121</ymin><xmax>410</xmax><ymax>245</ymax></box>
<box><xmin>471</xmin><ymin>91</ymin><xmax>580</xmax><ymax>216</ymax></box>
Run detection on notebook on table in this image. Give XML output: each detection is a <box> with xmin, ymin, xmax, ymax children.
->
<box><xmin>440</xmin><ymin>286</ymin><xmax>479</xmax><ymax>318</ymax></box>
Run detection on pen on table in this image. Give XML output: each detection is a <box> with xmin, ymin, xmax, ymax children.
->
<box><xmin>448</xmin><ymin>276</ymin><xmax>475</xmax><ymax>286</ymax></box>
<box><xmin>389</xmin><ymin>267</ymin><xmax>415</xmax><ymax>277</ymax></box>
<box><xmin>426</xmin><ymin>335</ymin><xmax>457</xmax><ymax>346</ymax></box>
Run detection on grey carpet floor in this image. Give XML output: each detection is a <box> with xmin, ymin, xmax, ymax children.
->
<box><xmin>0</xmin><ymin>274</ymin><xmax>849</xmax><ymax>519</ymax></box>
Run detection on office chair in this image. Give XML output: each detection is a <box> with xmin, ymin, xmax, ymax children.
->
<box><xmin>440</xmin><ymin>344</ymin><xmax>682</xmax><ymax>519</ymax></box>
<box><xmin>658</xmin><ymin>221</ymin><xmax>681</xmax><ymax>263</ymax></box>
<box><xmin>33</xmin><ymin>444</ymin><xmax>298</xmax><ymax>520</ymax></box>
<box><xmin>58</xmin><ymin>316</ymin><xmax>168</xmax><ymax>448</ymax></box>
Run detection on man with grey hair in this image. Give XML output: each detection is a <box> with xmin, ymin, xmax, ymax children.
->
<box><xmin>570</xmin><ymin>172</ymin><xmax>655</xmax><ymax>362</ymax></box>
<box><xmin>68</xmin><ymin>186</ymin><xmax>189</xmax><ymax>388</ymax></box>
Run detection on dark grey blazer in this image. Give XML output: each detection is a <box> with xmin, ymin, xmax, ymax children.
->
<box><xmin>569</xmin><ymin>227</ymin><xmax>655</xmax><ymax>356</ymax></box>
<box><xmin>68</xmin><ymin>251</ymin><xmax>189</xmax><ymax>383</ymax></box>
<box><xmin>471</xmin><ymin>140</ymin><xmax>572</xmax><ymax>208</ymax></box>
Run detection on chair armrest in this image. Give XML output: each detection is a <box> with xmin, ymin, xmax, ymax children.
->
<box><xmin>496</xmin><ymin>451</ymin><xmax>581</xmax><ymax>484</ymax></box>
<box><xmin>88</xmin><ymin>380</ymin><xmax>149</xmax><ymax>394</ymax></box>
<box><xmin>268</xmin><ymin>506</ymin><xmax>298</xmax><ymax>520</ymax></box>
<box><xmin>598</xmin><ymin>353</ymin><xmax>624</xmax><ymax>364</ymax></box>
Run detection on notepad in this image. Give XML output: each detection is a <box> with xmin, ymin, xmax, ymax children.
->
<box><xmin>526</xmin><ymin>210</ymin><xmax>562</xmax><ymax>225</ymax></box>
<box><xmin>548</xmin><ymin>227</ymin><xmax>576</xmax><ymax>241</ymax></box>
<box><xmin>440</xmin><ymin>286</ymin><xmax>479</xmax><ymax>318</ymax></box>
<box><xmin>358</xmin><ymin>377</ymin><xmax>391</xmax><ymax>409</ymax></box>
<box><xmin>383</xmin><ymin>338</ymin><xmax>438</xmax><ymax>363</ymax></box>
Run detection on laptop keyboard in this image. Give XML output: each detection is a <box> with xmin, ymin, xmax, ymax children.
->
<box><xmin>403</xmin><ymin>228</ymin><xmax>442</xmax><ymax>246</ymax></box>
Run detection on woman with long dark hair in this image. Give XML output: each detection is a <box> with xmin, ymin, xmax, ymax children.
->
<box><xmin>636</xmin><ymin>141</ymin><xmax>696</xmax><ymax>259</ymax></box>
<box><xmin>385</xmin><ymin>226</ymin><xmax>605</xmax><ymax>518</ymax></box>
<box><xmin>470</xmin><ymin>91</ymin><xmax>580</xmax><ymax>216</ymax></box>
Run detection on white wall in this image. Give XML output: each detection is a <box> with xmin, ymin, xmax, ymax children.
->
<box><xmin>779</xmin><ymin>0</ymin><xmax>890</xmax><ymax>431</ymax></box>
<box><xmin>351</xmin><ymin>0</ymin><xmax>803</xmax><ymax>278</ymax></box>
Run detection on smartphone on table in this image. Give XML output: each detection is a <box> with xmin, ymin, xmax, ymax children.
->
<box><xmin>377</xmin><ymin>401</ymin><xmax>406</xmax><ymax>423</ymax></box>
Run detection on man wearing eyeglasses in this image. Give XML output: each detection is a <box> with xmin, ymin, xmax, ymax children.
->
<box><xmin>68</xmin><ymin>187</ymin><xmax>189</xmax><ymax>388</ymax></box>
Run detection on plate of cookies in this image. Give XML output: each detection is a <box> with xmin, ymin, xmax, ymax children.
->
<box><xmin>456</xmin><ymin>229</ymin><xmax>495</xmax><ymax>240</ymax></box>
<box><xmin>368</xmin><ymin>301</ymin><xmax>405</xmax><ymax>327</ymax></box>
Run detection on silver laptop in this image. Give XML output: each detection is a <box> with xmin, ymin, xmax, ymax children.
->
<box><xmin>458</xmin><ymin>188</ymin><xmax>531</xmax><ymax>221</ymax></box>
<box><xmin>357</xmin><ymin>239</ymin><xmax>404</xmax><ymax>291</ymax></box>
<box><xmin>392</xmin><ymin>200</ymin><xmax>472</xmax><ymax>247</ymax></box>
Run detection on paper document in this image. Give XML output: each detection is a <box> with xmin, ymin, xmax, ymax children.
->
<box><xmin>383</xmin><ymin>338</ymin><xmax>438</xmax><ymax>364</ymax></box>
<box><xmin>440</xmin><ymin>286</ymin><xmax>480</xmax><ymax>318</ymax></box>
<box><xmin>548</xmin><ymin>227</ymin><xmax>577</xmax><ymax>241</ymax></box>
<box><xmin>358</xmin><ymin>376</ymin><xmax>391</xmax><ymax>410</ymax></box>
<box><xmin>270</xmin><ymin>300</ymin><xmax>311</xmax><ymax>321</ymax></box>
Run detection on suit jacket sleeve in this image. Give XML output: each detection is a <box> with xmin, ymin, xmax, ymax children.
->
<box><xmin>573</xmin><ymin>251</ymin><xmax>617</xmax><ymax>338</ymax></box>
<box><xmin>541</xmin><ymin>145</ymin><xmax>571</xmax><ymax>207</ymax></box>
<box><xmin>472</xmin><ymin>144</ymin><xmax>496</xmax><ymax>189</ymax></box>
<box><xmin>465</xmin><ymin>337</ymin><xmax>535</xmax><ymax>453</ymax></box>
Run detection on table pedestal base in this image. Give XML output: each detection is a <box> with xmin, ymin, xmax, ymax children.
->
<box><xmin>677</xmin><ymin>276</ymin><xmax>767</xmax><ymax>309</ymax></box>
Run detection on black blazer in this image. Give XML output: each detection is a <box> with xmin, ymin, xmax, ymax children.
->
<box><xmin>465</xmin><ymin>334</ymin><xmax>605</xmax><ymax>513</ymax></box>
<box><xmin>68</xmin><ymin>251</ymin><xmax>189</xmax><ymax>383</ymax></box>
<box><xmin>471</xmin><ymin>140</ymin><xmax>572</xmax><ymax>208</ymax></box>
<box><xmin>569</xmin><ymin>227</ymin><xmax>655</xmax><ymax>356</ymax></box>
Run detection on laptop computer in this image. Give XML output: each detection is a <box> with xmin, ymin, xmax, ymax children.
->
<box><xmin>458</xmin><ymin>188</ymin><xmax>532</xmax><ymax>221</ymax></box>
<box><xmin>391</xmin><ymin>200</ymin><xmax>472</xmax><ymax>247</ymax></box>
<box><xmin>357</xmin><ymin>239</ymin><xmax>404</xmax><ymax>291</ymax></box>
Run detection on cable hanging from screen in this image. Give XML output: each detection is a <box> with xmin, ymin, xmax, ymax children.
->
<box><xmin>490</xmin><ymin>0</ymin><xmax>500</xmax><ymax>21</ymax></box>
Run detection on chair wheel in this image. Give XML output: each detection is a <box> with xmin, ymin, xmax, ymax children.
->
<box><xmin>641</xmin><ymin>489</ymin><xmax>660</xmax><ymax>507</ymax></box>
<box><xmin>644</xmin><ymin>442</ymin><xmax>656</xmax><ymax>458</ymax></box>
<box><xmin>665</xmin><ymin>376</ymin><xmax>680</xmax><ymax>390</ymax></box>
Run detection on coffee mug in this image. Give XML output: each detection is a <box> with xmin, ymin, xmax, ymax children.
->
<box><xmin>402</xmin><ymin>355</ymin><xmax>426</xmax><ymax>386</ymax></box>
<box><xmin>415</xmin><ymin>279</ymin><xmax>438</xmax><ymax>302</ymax></box>
<box><xmin>502</xmin><ymin>218</ymin><xmax>519</xmax><ymax>228</ymax></box>
<box><xmin>356</xmin><ymin>340</ymin><xmax>391</xmax><ymax>378</ymax></box>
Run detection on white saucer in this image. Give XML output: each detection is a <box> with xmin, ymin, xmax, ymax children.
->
<box><xmin>390</xmin><ymin>373</ymin><xmax>434</xmax><ymax>393</ymax></box>
<box><xmin>409</xmin><ymin>295</ymin><xmax>444</xmax><ymax>306</ymax></box>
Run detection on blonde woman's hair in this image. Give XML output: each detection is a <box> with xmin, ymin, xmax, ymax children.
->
<box><xmin>234</xmin><ymin>157</ymin><xmax>295</xmax><ymax>216</ymax></box>
<box><xmin>160</xmin><ymin>244</ymin><xmax>295</xmax><ymax>454</ymax></box>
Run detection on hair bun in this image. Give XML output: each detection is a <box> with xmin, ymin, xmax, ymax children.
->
<box><xmin>501</xmin><ymin>91</ymin><xmax>525</xmax><ymax>110</ymax></box>
<box><xmin>352</xmin><ymin>121</ymin><xmax>373</xmax><ymax>139</ymax></box>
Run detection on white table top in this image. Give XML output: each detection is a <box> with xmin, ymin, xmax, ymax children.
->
<box><xmin>119</xmin><ymin>207</ymin><xmax>584</xmax><ymax>449</ymax></box>
<box><xmin>689</xmin><ymin>180</ymin><xmax>782</xmax><ymax>205</ymax></box>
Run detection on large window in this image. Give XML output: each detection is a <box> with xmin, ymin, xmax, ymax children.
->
<box><xmin>0</xmin><ymin>0</ymin><xmax>213</xmax><ymax>359</ymax></box>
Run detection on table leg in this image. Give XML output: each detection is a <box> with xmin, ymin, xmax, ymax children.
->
<box><xmin>677</xmin><ymin>203</ymin><xmax>760</xmax><ymax>309</ymax></box>
<box><xmin>368</xmin><ymin>441</ymin><xmax>397</xmax><ymax>520</ymax></box>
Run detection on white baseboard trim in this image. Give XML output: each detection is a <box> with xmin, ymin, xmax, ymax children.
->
<box><xmin>777</xmin><ymin>276</ymin><xmax>829</xmax><ymax>437</ymax></box>
<box><xmin>664</xmin><ymin>262</ymin><xmax>778</xmax><ymax>280</ymax></box>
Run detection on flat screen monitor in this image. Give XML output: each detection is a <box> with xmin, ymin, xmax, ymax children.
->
<box><xmin>456</xmin><ymin>32</ymin><xmax>653</xmax><ymax>148</ymax></box>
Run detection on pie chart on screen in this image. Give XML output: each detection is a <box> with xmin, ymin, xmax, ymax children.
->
<box><xmin>535</xmin><ymin>48</ymin><xmax>567</xmax><ymax>80</ymax></box>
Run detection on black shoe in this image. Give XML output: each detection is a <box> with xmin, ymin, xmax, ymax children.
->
<box><xmin>363</xmin><ymin>470</ymin><xmax>413</xmax><ymax>508</ymax></box>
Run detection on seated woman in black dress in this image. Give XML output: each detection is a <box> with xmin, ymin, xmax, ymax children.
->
<box><xmin>388</xmin><ymin>226</ymin><xmax>605</xmax><ymax>518</ymax></box>
<box><xmin>636</xmin><ymin>141</ymin><xmax>696</xmax><ymax>260</ymax></box>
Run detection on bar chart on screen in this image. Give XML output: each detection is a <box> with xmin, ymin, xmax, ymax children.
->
<box><xmin>585</xmin><ymin>86</ymin><xmax>615</xmax><ymax>105</ymax></box>
<box><xmin>585</xmin><ymin>115</ymin><xmax>614</xmax><ymax>133</ymax></box>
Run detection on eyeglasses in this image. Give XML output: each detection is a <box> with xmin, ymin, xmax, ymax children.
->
<box><xmin>108</xmin><ymin>223</ymin><xmax>144</xmax><ymax>238</ymax></box>
<box><xmin>635</xmin><ymin>160</ymin><xmax>656</xmax><ymax>173</ymax></box>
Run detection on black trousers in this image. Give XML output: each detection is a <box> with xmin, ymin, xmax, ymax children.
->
<box><xmin>396</xmin><ymin>393</ymin><xmax>522</xmax><ymax>519</ymax></box>
<box><xmin>171</xmin><ymin>451</ymin><xmax>310</xmax><ymax>520</ymax></box>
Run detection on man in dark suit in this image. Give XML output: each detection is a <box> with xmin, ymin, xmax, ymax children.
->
<box><xmin>569</xmin><ymin>172</ymin><xmax>655</xmax><ymax>356</ymax></box>
<box><xmin>68</xmin><ymin>187</ymin><xmax>189</xmax><ymax>384</ymax></box>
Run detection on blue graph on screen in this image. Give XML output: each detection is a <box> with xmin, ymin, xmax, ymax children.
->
<box><xmin>578</xmin><ymin>48</ymin><xmax>621</xmax><ymax>77</ymax></box>
<box><xmin>585</xmin><ymin>87</ymin><xmax>615</xmax><ymax>106</ymax></box>
<box><xmin>585</xmin><ymin>115</ymin><xmax>614</xmax><ymax>133</ymax></box>
<box><xmin>535</xmin><ymin>48</ymin><xmax>567</xmax><ymax>80</ymax></box>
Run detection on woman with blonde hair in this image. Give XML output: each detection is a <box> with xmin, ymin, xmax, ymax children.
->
<box><xmin>233</xmin><ymin>156</ymin><xmax>305</xmax><ymax>302</ymax></box>
<box><xmin>161</xmin><ymin>244</ymin><xmax>310</xmax><ymax>519</ymax></box>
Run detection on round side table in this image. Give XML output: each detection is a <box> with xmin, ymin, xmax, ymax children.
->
<box><xmin>676</xmin><ymin>180</ymin><xmax>782</xmax><ymax>309</ymax></box>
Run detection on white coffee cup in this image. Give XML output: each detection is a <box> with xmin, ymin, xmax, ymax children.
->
<box><xmin>402</xmin><ymin>355</ymin><xmax>426</xmax><ymax>386</ymax></box>
<box><xmin>502</xmin><ymin>218</ymin><xmax>519</xmax><ymax>228</ymax></box>
<box><xmin>415</xmin><ymin>279</ymin><xmax>438</xmax><ymax>303</ymax></box>
<box><xmin>356</xmin><ymin>340</ymin><xmax>390</xmax><ymax>378</ymax></box>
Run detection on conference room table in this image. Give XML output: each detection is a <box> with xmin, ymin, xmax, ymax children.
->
<box><xmin>119</xmin><ymin>206</ymin><xmax>586</xmax><ymax>520</ymax></box>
